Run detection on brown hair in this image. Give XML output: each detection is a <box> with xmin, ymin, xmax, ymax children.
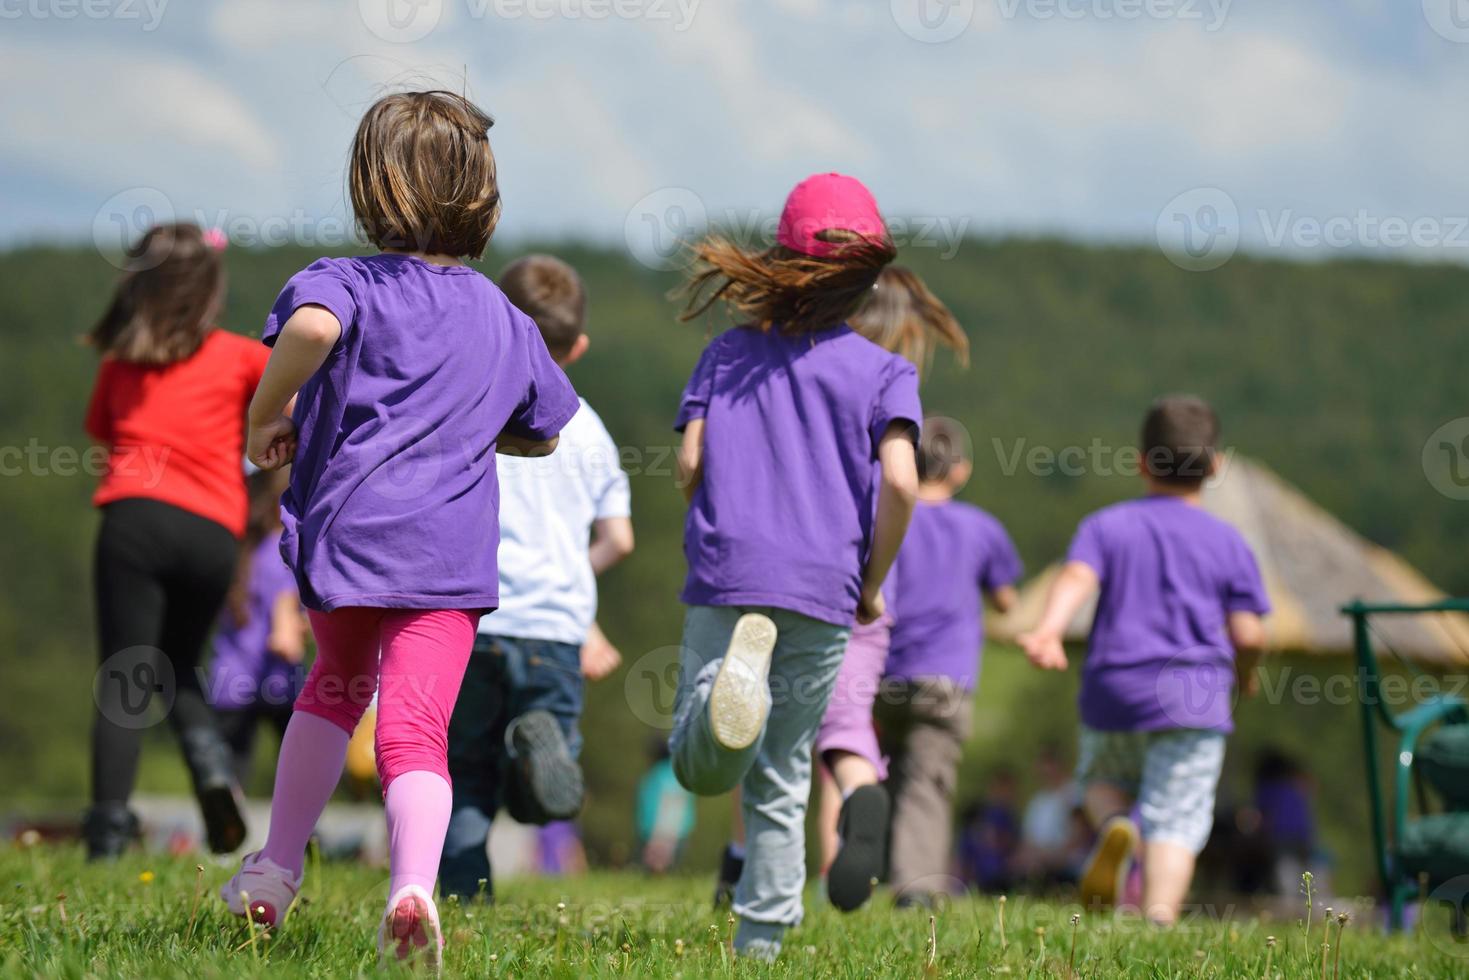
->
<box><xmin>87</xmin><ymin>223</ymin><xmax>223</xmax><ymax>364</ymax></box>
<box><xmin>1140</xmin><ymin>394</ymin><xmax>1219</xmax><ymax>487</ymax></box>
<box><xmin>500</xmin><ymin>254</ymin><xmax>587</xmax><ymax>358</ymax></box>
<box><xmin>917</xmin><ymin>416</ymin><xmax>971</xmax><ymax>483</ymax></box>
<box><xmin>850</xmin><ymin>265</ymin><xmax>969</xmax><ymax>375</ymax></box>
<box><xmin>349</xmin><ymin>91</ymin><xmax>501</xmax><ymax>258</ymax></box>
<box><xmin>677</xmin><ymin>229</ymin><xmax>896</xmax><ymax>336</ymax></box>
<box><xmin>226</xmin><ymin>467</ymin><xmax>291</xmax><ymax>627</ymax></box>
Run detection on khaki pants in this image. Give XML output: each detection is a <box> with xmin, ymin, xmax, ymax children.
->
<box><xmin>875</xmin><ymin>677</ymin><xmax>974</xmax><ymax>900</ymax></box>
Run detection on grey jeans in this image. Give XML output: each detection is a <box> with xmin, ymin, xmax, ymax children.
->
<box><xmin>669</xmin><ymin>605</ymin><xmax>849</xmax><ymax>953</ymax></box>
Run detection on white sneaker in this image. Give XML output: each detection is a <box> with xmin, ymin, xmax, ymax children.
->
<box><xmin>708</xmin><ymin>613</ymin><xmax>778</xmax><ymax>750</ymax></box>
<box><xmin>220</xmin><ymin>851</ymin><xmax>302</xmax><ymax>926</ymax></box>
<box><xmin>378</xmin><ymin>884</ymin><xmax>444</xmax><ymax>972</ymax></box>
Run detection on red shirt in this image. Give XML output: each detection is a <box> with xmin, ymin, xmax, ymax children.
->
<box><xmin>85</xmin><ymin>329</ymin><xmax>271</xmax><ymax>537</ymax></box>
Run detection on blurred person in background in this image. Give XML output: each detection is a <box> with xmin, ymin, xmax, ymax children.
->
<box><xmin>84</xmin><ymin>222</ymin><xmax>260</xmax><ymax>858</ymax></box>
<box><xmin>956</xmin><ymin>767</ymin><xmax>1021</xmax><ymax>895</ymax></box>
<box><xmin>637</xmin><ymin>739</ymin><xmax>695</xmax><ymax>874</ymax></box>
<box><xmin>208</xmin><ymin>467</ymin><xmax>310</xmax><ymax>789</ymax></box>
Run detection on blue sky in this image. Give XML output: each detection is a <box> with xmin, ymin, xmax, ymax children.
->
<box><xmin>3</xmin><ymin>0</ymin><xmax>1468</xmax><ymax>265</ymax></box>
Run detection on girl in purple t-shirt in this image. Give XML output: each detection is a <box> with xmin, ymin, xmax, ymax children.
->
<box><xmin>713</xmin><ymin>266</ymin><xmax>973</xmax><ymax>914</ymax></box>
<box><xmin>220</xmin><ymin>92</ymin><xmax>579</xmax><ymax>968</ymax></box>
<box><xmin>668</xmin><ymin>173</ymin><xmax>922</xmax><ymax>959</ymax></box>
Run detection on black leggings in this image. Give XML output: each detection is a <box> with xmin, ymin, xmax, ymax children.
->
<box><xmin>92</xmin><ymin>498</ymin><xmax>237</xmax><ymax>805</ymax></box>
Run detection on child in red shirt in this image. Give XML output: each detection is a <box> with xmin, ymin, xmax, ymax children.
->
<box><xmin>84</xmin><ymin>222</ymin><xmax>268</xmax><ymax>859</ymax></box>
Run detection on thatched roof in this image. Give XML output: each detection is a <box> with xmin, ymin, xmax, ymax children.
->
<box><xmin>990</xmin><ymin>456</ymin><xmax>1469</xmax><ymax>666</ymax></box>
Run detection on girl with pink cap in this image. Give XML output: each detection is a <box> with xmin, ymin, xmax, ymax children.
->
<box><xmin>668</xmin><ymin>173</ymin><xmax>921</xmax><ymax>959</ymax></box>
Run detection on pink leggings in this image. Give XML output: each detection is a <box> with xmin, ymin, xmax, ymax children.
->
<box><xmin>296</xmin><ymin>607</ymin><xmax>477</xmax><ymax>789</ymax></box>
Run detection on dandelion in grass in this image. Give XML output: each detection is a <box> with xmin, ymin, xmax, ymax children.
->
<box><xmin>137</xmin><ymin>870</ymin><xmax>154</xmax><ymax>884</ymax></box>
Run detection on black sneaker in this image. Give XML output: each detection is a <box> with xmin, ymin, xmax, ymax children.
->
<box><xmin>83</xmin><ymin>803</ymin><xmax>141</xmax><ymax>860</ymax></box>
<box><xmin>713</xmin><ymin>844</ymin><xmax>744</xmax><ymax>908</ymax></box>
<box><xmin>179</xmin><ymin>726</ymin><xmax>248</xmax><ymax>854</ymax></box>
<box><xmin>505</xmin><ymin>710</ymin><xmax>584</xmax><ymax>823</ymax></box>
<box><xmin>827</xmin><ymin>784</ymin><xmax>890</xmax><ymax>912</ymax></box>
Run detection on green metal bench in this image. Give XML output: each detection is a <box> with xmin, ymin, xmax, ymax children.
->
<box><xmin>1342</xmin><ymin>599</ymin><xmax>1469</xmax><ymax>932</ymax></box>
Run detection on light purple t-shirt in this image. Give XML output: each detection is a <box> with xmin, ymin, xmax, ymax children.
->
<box><xmin>209</xmin><ymin>530</ymin><xmax>303</xmax><ymax>710</ymax></box>
<box><xmin>1067</xmin><ymin>495</ymin><xmax>1270</xmax><ymax>734</ymax></box>
<box><xmin>885</xmin><ymin>499</ymin><xmax>1023</xmax><ymax>689</ymax></box>
<box><xmin>675</xmin><ymin>324</ymin><xmax>922</xmax><ymax>626</ymax></box>
<box><xmin>265</xmin><ymin>255</ymin><xmax>580</xmax><ymax>612</ymax></box>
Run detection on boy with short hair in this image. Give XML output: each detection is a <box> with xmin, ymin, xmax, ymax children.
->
<box><xmin>439</xmin><ymin>254</ymin><xmax>634</xmax><ymax>901</ymax></box>
<box><xmin>876</xmin><ymin>417</ymin><xmax>1023</xmax><ymax>905</ymax></box>
<box><xmin>1019</xmin><ymin>394</ymin><xmax>1268</xmax><ymax>925</ymax></box>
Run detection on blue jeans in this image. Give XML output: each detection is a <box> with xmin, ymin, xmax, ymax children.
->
<box><xmin>669</xmin><ymin>605</ymin><xmax>850</xmax><ymax>956</ymax></box>
<box><xmin>439</xmin><ymin>633</ymin><xmax>583</xmax><ymax>900</ymax></box>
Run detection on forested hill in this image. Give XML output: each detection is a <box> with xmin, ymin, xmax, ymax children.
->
<box><xmin>3</xmin><ymin>237</ymin><xmax>1467</xmax><ymax>821</ymax></box>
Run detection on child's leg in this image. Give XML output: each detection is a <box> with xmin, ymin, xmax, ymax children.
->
<box><xmin>733</xmin><ymin>610</ymin><xmax>848</xmax><ymax>959</ymax></box>
<box><xmin>880</xmin><ymin>680</ymin><xmax>971</xmax><ymax>903</ymax></box>
<box><xmin>1136</xmin><ymin>730</ymin><xmax>1225</xmax><ymax>925</ymax></box>
<box><xmin>259</xmin><ymin>607</ymin><xmax>382</xmax><ymax>875</ymax></box>
<box><xmin>440</xmin><ymin>635</ymin><xmax>510</xmax><ymax>901</ymax></box>
<box><xmin>501</xmin><ymin>638</ymin><xmax>586</xmax><ymax>824</ymax></box>
<box><xmin>1075</xmin><ymin>728</ymin><xmax>1144</xmax><ymax>909</ymax></box>
<box><xmin>376</xmin><ymin>608</ymin><xmax>478</xmax><ymax>898</ymax></box>
<box><xmin>668</xmin><ymin>607</ymin><xmax>775</xmax><ymax>796</ymax></box>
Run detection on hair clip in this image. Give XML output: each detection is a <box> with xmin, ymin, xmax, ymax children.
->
<box><xmin>202</xmin><ymin>227</ymin><xmax>229</xmax><ymax>252</ymax></box>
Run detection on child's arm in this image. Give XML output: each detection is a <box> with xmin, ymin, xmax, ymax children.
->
<box><xmin>266</xmin><ymin>592</ymin><xmax>309</xmax><ymax>665</ymax></box>
<box><xmin>581</xmin><ymin>620</ymin><xmax>622</xmax><ymax>681</ymax></box>
<box><xmin>589</xmin><ymin>516</ymin><xmax>635</xmax><ymax>575</ymax></box>
<box><xmin>1017</xmin><ymin>560</ymin><xmax>1098</xmax><ymax>670</ymax></box>
<box><xmin>497</xmin><ymin>431</ymin><xmax>560</xmax><ymax>456</ymax></box>
<box><xmin>986</xmin><ymin>585</ymin><xmax>1019</xmax><ymax>614</ymax></box>
<box><xmin>1228</xmin><ymin>610</ymin><xmax>1266</xmax><ymax>697</ymax></box>
<box><xmin>247</xmin><ymin>305</ymin><xmax>341</xmax><ymax>469</ymax></box>
<box><xmin>858</xmin><ymin>423</ymin><xmax>920</xmax><ymax>624</ymax></box>
<box><xmin>677</xmin><ymin>418</ymin><xmax>705</xmax><ymax>503</ymax></box>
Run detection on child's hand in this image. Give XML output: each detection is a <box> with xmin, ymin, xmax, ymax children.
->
<box><xmin>856</xmin><ymin>585</ymin><xmax>886</xmax><ymax>625</ymax></box>
<box><xmin>248</xmin><ymin>414</ymin><xmax>297</xmax><ymax>470</ymax></box>
<box><xmin>1018</xmin><ymin>630</ymin><xmax>1069</xmax><ymax>671</ymax></box>
<box><xmin>580</xmin><ymin>623</ymin><xmax>622</xmax><ymax>681</ymax></box>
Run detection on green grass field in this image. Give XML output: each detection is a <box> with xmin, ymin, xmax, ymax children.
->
<box><xmin>4</xmin><ymin>846</ymin><xmax>1466</xmax><ymax>978</ymax></box>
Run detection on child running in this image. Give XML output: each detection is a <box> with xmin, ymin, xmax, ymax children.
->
<box><xmin>219</xmin><ymin>92</ymin><xmax>580</xmax><ymax>969</ymax></box>
<box><xmin>439</xmin><ymin>254</ymin><xmax>634</xmax><ymax>902</ymax></box>
<box><xmin>1019</xmin><ymin>395</ymin><xmax>1268</xmax><ymax>925</ymax></box>
<box><xmin>713</xmin><ymin>266</ymin><xmax>971</xmax><ymax>913</ymax></box>
<box><xmin>84</xmin><ymin>222</ymin><xmax>258</xmax><ymax>859</ymax></box>
<box><xmin>208</xmin><ymin>467</ymin><xmax>310</xmax><ymax>788</ymax></box>
<box><xmin>877</xmin><ymin>417</ymin><xmax>1022</xmax><ymax>906</ymax></box>
<box><xmin>670</xmin><ymin>173</ymin><xmax>921</xmax><ymax>960</ymax></box>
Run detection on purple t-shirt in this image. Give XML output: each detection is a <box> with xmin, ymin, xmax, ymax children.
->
<box><xmin>1067</xmin><ymin>495</ymin><xmax>1270</xmax><ymax>733</ymax></box>
<box><xmin>675</xmin><ymin>324</ymin><xmax>921</xmax><ymax>626</ymax></box>
<box><xmin>885</xmin><ymin>500</ymin><xmax>1023</xmax><ymax>689</ymax></box>
<box><xmin>266</xmin><ymin>255</ymin><xmax>580</xmax><ymax>611</ymax></box>
<box><xmin>209</xmin><ymin>531</ymin><xmax>303</xmax><ymax>710</ymax></box>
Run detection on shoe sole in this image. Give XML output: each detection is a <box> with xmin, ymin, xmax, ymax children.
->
<box><xmin>1079</xmin><ymin>817</ymin><xmax>1139</xmax><ymax>910</ymax></box>
<box><xmin>708</xmin><ymin>614</ymin><xmax>777</xmax><ymax>750</ymax></box>
<box><xmin>509</xmin><ymin>710</ymin><xmax>585</xmax><ymax>822</ymax></box>
<box><xmin>827</xmin><ymin>785</ymin><xmax>890</xmax><ymax>912</ymax></box>
<box><xmin>387</xmin><ymin>893</ymin><xmax>442</xmax><ymax>971</ymax></box>
<box><xmin>200</xmin><ymin>784</ymin><xmax>247</xmax><ymax>854</ymax></box>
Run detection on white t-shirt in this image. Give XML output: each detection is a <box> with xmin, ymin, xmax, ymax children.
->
<box><xmin>482</xmin><ymin>399</ymin><xmax>631</xmax><ymax>645</ymax></box>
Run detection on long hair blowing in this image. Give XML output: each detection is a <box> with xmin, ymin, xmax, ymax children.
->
<box><xmin>87</xmin><ymin>223</ymin><xmax>223</xmax><ymax>364</ymax></box>
<box><xmin>677</xmin><ymin>230</ymin><xmax>896</xmax><ymax>335</ymax></box>
<box><xmin>850</xmin><ymin>265</ymin><xmax>969</xmax><ymax>375</ymax></box>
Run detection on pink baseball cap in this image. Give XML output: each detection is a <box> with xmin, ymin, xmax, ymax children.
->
<box><xmin>776</xmin><ymin>173</ymin><xmax>888</xmax><ymax>258</ymax></box>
